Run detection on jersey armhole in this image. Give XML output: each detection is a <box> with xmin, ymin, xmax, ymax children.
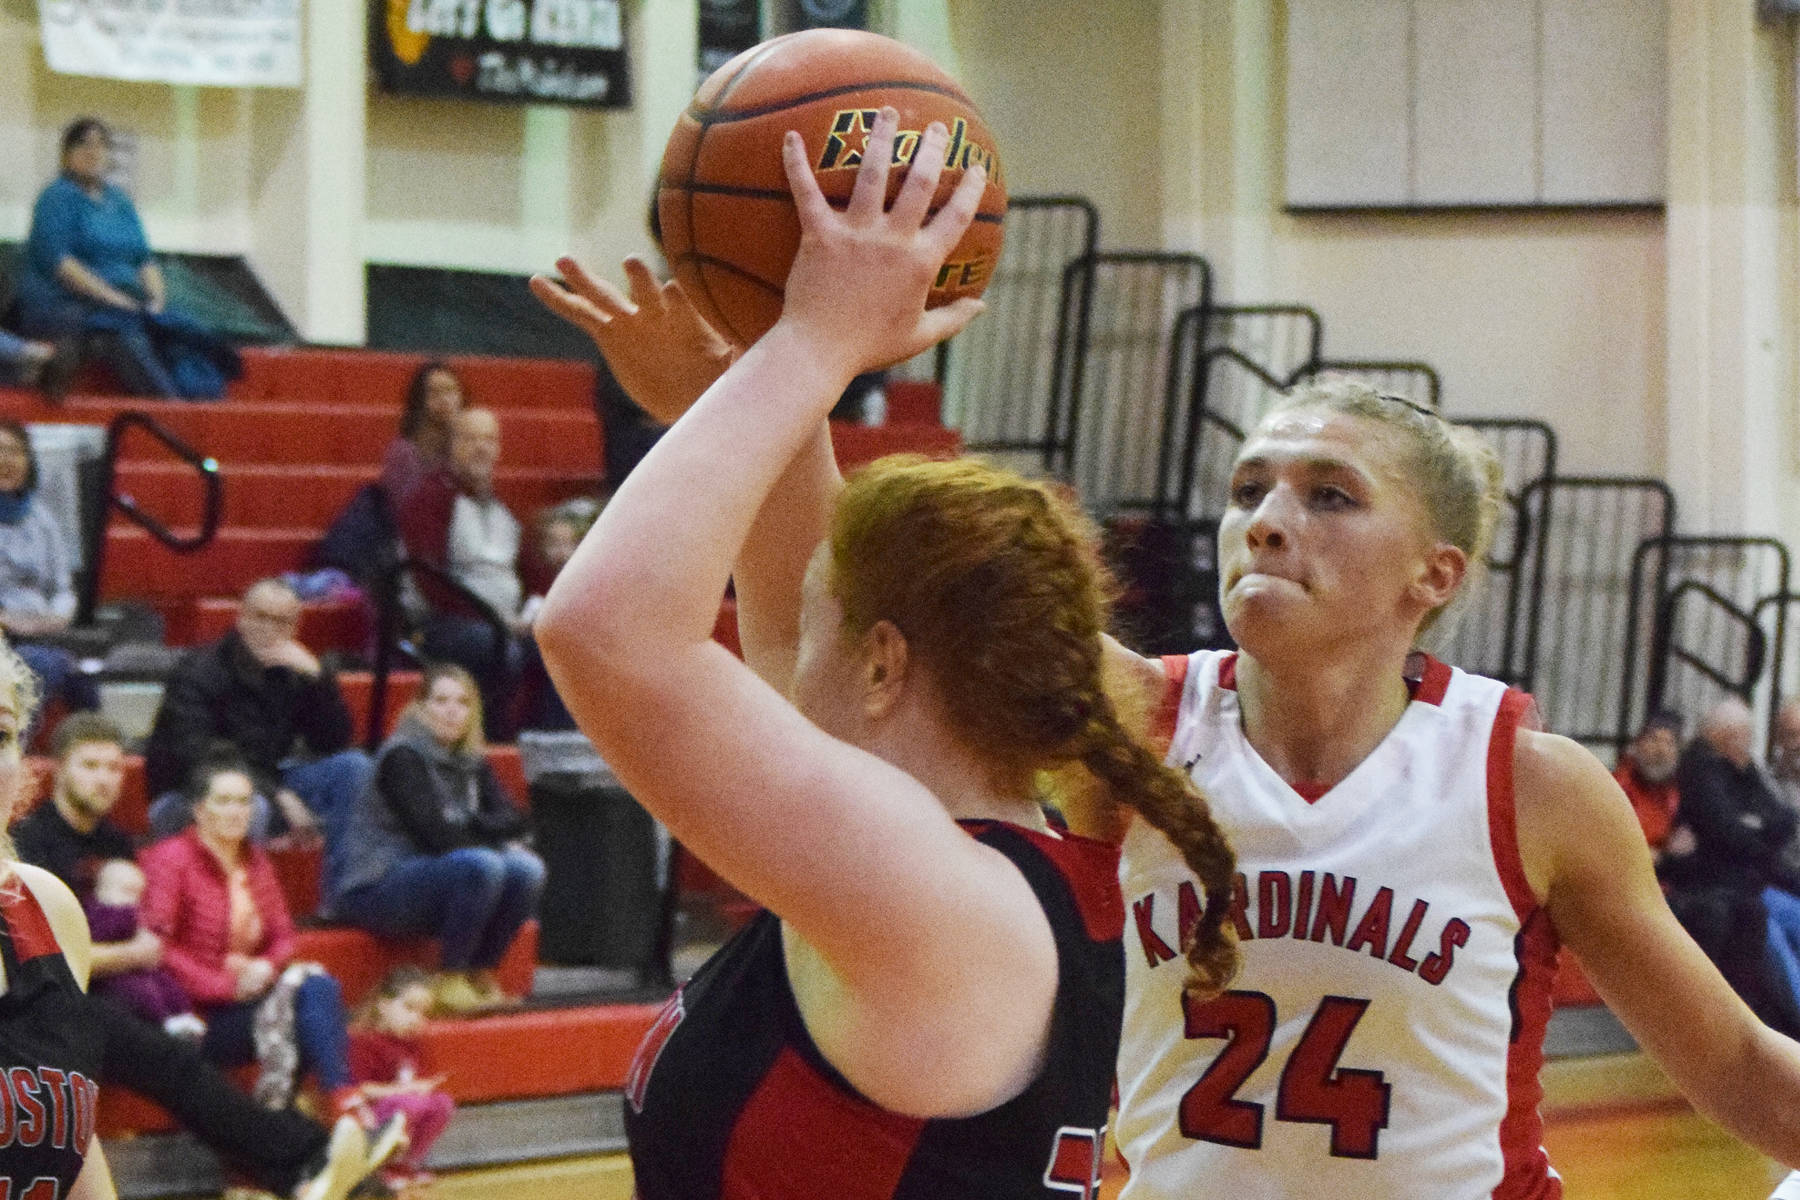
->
<box><xmin>1486</xmin><ymin>688</ymin><xmax>1541</xmax><ymax>923</ymax></box>
<box><xmin>1151</xmin><ymin>654</ymin><xmax>1191</xmax><ymax>750</ymax></box>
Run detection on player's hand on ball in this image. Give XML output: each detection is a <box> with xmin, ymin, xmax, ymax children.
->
<box><xmin>531</xmin><ymin>255</ymin><xmax>739</xmax><ymax>426</ymax></box>
<box><xmin>776</xmin><ymin>107</ymin><xmax>987</xmax><ymax>378</ymax></box>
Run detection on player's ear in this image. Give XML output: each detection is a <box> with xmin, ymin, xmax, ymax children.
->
<box><xmin>862</xmin><ymin>620</ymin><xmax>909</xmax><ymax>718</ymax></box>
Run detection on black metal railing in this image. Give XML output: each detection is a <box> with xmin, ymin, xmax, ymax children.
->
<box><xmin>1515</xmin><ymin>477</ymin><xmax>1675</xmax><ymax>756</ymax></box>
<box><xmin>76</xmin><ymin>410</ymin><xmax>224</xmax><ymax>626</ymax></box>
<box><xmin>1625</xmin><ymin>535</ymin><xmax>1790</xmax><ymax>747</ymax></box>
<box><xmin>1052</xmin><ymin>251</ymin><xmax>1211</xmax><ymax>506</ymax></box>
<box><xmin>365</xmin><ymin>557</ymin><xmax>511</xmax><ymax>750</ymax></box>
<box><xmin>1433</xmin><ymin>419</ymin><xmax>1556</xmax><ymax>685</ymax></box>
<box><xmin>939</xmin><ymin>195</ymin><xmax>1099</xmax><ymax>474</ymax></box>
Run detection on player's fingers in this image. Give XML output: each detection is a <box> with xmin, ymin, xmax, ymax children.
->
<box><xmin>890</xmin><ymin>121</ymin><xmax>948</xmax><ymax>230</ymax></box>
<box><xmin>914</xmin><ymin>297</ymin><xmax>985</xmax><ymax>348</ymax></box>
<box><xmin>846</xmin><ymin>107</ymin><xmax>900</xmax><ymax>221</ymax></box>
<box><xmin>923</xmin><ymin>162</ymin><xmax>987</xmax><ymax>260</ymax></box>
<box><xmin>556</xmin><ymin>256</ymin><xmax>635</xmax><ymax>318</ymax></box>
<box><xmin>660</xmin><ymin>279</ymin><xmax>736</xmax><ymax>348</ymax></box>
<box><xmin>783</xmin><ymin>130</ymin><xmax>835</xmax><ymax>231</ymax></box>
<box><xmin>621</xmin><ymin>256</ymin><xmax>663</xmax><ymax>313</ymax></box>
<box><xmin>529</xmin><ymin>274</ymin><xmax>606</xmax><ymax>333</ymax></box>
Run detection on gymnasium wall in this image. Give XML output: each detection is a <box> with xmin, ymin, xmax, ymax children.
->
<box><xmin>0</xmin><ymin>0</ymin><xmax>1773</xmax><ymax>498</ymax></box>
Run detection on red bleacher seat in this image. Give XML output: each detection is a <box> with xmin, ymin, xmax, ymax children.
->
<box><xmin>1551</xmin><ymin>944</ymin><xmax>1603</xmax><ymax>1008</ymax></box>
<box><xmin>171</xmin><ymin>597</ymin><xmax>372</xmax><ymax>656</ymax></box>
<box><xmin>335</xmin><ymin>670</ymin><xmax>422</xmax><ymax>744</ymax></box>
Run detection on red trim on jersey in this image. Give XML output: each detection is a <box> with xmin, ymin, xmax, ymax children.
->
<box><xmin>1152</xmin><ymin>655</ymin><xmax>1190</xmax><ymax>750</ymax></box>
<box><xmin>1409</xmin><ymin>654</ymin><xmax>1453</xmax><ymax>707</ymax></box>
<box><xmin>1</xmin><ymin>878</ymin><xmax>62</xmax><ymax>963</ymax></box>
<box><xmin>1486</xmin><ymin>689</ymin><xmax>1540</xmax><ymax>925</ymax></box>
<box><xmin>961</xmin><ymin>821</ymin><xmax>1125</xmax><ymax>943</ymax></box>
<box><xmin>1290</xmin><ymin>781</ymin><xmax>1331</xmax><ymax>804</ymax></box>
<box><xmin>722</xmin><ymin>1045</ymin><xmax>925</xmax><ymax>1197</ymax></box>
<box><xmin>1494</xmin><ymin>910</ymin><xmax>1563</xmax><ymax>1199</ymax></box>
<box><xmin>1216</xmin><ymin>652</ymin><xmax>1237</xmax><ymax>691</ymax></box>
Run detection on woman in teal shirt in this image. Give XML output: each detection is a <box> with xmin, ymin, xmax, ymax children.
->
<box><xmin>18</xmin><ymin>118</ymin><xmax>236</xmax><ymax>399</ymax></box>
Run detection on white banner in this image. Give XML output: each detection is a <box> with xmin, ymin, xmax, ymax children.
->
<box><xmin>37</xmin><ymin>0</ymin><xmax>302</xmax><ymax>87</ymax></box>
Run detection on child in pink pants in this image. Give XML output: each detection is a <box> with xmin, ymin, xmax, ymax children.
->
<box><xmin>348</xmin><ymin>968</ymin><xmax>454</xmax><ymax>1193</ymax></box>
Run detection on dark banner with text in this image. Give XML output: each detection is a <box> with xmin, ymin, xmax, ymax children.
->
<box><xmin>794</xmin><ymin>0</ymin><xmax>865</xmax><ymax>29</ymax></box>
<box><xmin>698</xmin><ymin>0</ymin><xmax>758</xmax><ymax>80</ymax></box>
<box><xmin>373</xmin><ymin>0</ymin><xmax>630</xmax><ymax>107</ymax></box>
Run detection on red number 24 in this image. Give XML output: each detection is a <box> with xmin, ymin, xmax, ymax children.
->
<box><xmin>1178</xmin><ymin>990</ymin><xmax>1391</xmax><ymax>1159</ymax></box>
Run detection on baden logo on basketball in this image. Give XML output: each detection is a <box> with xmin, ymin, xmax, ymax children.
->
<box><xmin>816</xmin><ymin>110</ymin><xmax>1001</xmax><ymax>183</ymax></box>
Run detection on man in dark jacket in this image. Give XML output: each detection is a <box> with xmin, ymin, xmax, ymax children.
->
<box><xmin>1666</xmin><ymin>697</ymin><xmax>1800</xmax><ymax>1037</ymax></box>
<box><xmin>144</xmin><ymin>577</ymin><xmax>373</xmax><ymax>843</ymax></box>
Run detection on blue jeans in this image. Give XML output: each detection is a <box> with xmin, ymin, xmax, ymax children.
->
<box><xmin>199</xmin><ymin>973</ymin><xmax>352</xmax><ymax>1093</ymax></box>
<box><xmin>335</xmin><ymin>846</ymin><xmax>545</xmax><ymax>970</ymax></box>
<box><xmin>1765</xmin><ymin>887</ymin><xmax>1800</xmax><ymax>1003</ymax></box>
<box><xmin>147</xmin><ymin>749</ymin><xmax>371</xmax><ymax>844</ymax></box>
<box><xmin>13</xmin><ymin>641</ymin><xmax>98</xmax><ymax>723</ymax></box>
<box><xmin>281</xmin><ymin>749</ymin><xmax>375</xmax><ymax>845</ymax></box>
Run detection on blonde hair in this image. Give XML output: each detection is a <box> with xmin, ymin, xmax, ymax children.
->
<box><xmin>829</xmin><ymin>456</ymin><xmax>1239</xmax><ymax>999</ymax></box>
<box><xmin>0</xmin><ymin>640</ymin><xmax>41</xmax><ymax>866</ymax></box>
<box><xmin>1262</xmin><ymin>376</ymin><xmax>1505</xmax><ymax>635</ymax></box>
<box><xmin>404</xmin><ymin>662</ymin><xmax>486</xmax><ymax>756</ymax></box>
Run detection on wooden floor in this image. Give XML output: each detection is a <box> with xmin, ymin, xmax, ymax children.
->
<box><xmin>412</xmin><ymin>1102</ymin><xmax>1783</xmax><ymax>1200</ymax></box>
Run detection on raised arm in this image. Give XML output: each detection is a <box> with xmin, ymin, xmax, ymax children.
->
<box><xmin>532</xmin><ymin>118</ymin><xmax>1072</xmax><ymax>1115</ymax></box>
<box><xmin>535</xmin><ymin>256</ymin><xmax>840</xmax><ymax>692</ymax></box>
<box><xmin>1516</xmin><ymin>730</ymin><xmax>1800</xmax><ymax>1164</ymax></box>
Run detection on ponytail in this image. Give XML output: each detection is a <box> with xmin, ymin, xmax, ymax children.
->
<box><xmin>1080</xmin><ymin>705</ymin><xmax>1238</xmax><ymax>1001</ymax></box>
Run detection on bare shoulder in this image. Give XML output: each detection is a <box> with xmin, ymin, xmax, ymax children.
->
<box><xmin>1101</xmin><ymin>634</ymin><xmax>1170</xmax><ymax>736</ymax></box>
<box><xmin>12</xmin><ymin>862</ymin><xmax>92</xmax><ymax>989</ymax></box>
<box><xmin>1511</xmin><ymin>727</ymin><xmax>1646</xmax><ymax>907</ymax></box>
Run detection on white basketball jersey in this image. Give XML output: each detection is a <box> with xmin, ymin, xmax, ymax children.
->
<box><xmin>1116</xmin><ymin>650</ymin><xmax>1561</xmax><ymax>1200</ymax></box>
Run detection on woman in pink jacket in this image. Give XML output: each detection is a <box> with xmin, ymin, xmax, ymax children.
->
<box><xmin>141</xmin><ymin>753</ymin><xmax>366</xmax><ymax>1124</ymax></box>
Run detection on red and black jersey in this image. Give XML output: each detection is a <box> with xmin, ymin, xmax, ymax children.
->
<box><xmin>0</xmin><ymin>877</ymin><xmax>104</xmax><ymax>1199</ymax></box>
<box><xmin>623</xmin><ymin>820</ymin><xmax>1125</xmax><ymax>1200</ymax></box>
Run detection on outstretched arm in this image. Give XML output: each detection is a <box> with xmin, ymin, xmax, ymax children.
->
<box><xmin>535</xmin><ymin>256</ymin><xmax>841</xmax><ymax>693</ymax></box>
<box><xmin>1517</xmin><ymin>730</ymin><xmax>1800</xmax><ymax>1165</ymax></box>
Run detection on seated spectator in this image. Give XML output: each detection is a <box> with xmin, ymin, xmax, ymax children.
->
<box><xmin>398</xmin><ymin>407</ymin><xmax>526</xmax><ymax>739</ymax></box>
<box><xmin>517</xmin><ymin>496</ymin><xmax>602</xmax><ymax>731</ymax></box>
<box><xmin>145</xmin><ymin>577</ymin><xmax>373</xmax><ymax>849</ymax></box>
<box><xmin>382</xmin><ymin>361</ymin><xmax>466</xmax><ymax>507</ymax></box>
<box><xmin>348</xmin><ymin>967</ymin><xmax>455</xmax><ymax>1193</ymax></box>
<box><xmin>12</xmin><ymin>712</ymin><xmax>395</xmax><ymax>1200</ymax></box>
<box><xmin>141</xmin><ymin>754</ymin><xmax>371</xmax><ymax>1123</ymax></box>
<box><xmin>1613</xmin><ymin>709</ymin><xmax>1684</xmax><ymax>859</ymax></box>
<box><xmin>326</xmin><ymin>664</ymin><xmax>542</xmax><ymax>1016</ymax></box>
<box><xmin>0</xmin><ymin>419</ymin><xmax>99</xmax><ymax>722</ymax></box>
<box><xmin>84</xmin><ymin>857</ymin><xmax>208</xmax><ymax>1039</ymax></box>
<box><xmin>14</xmin><ymin>118</ymin><xmax>238</xmax><ymax>400</ymax></box>
<box><xmin>1669</xmin><ymin>698</ymin><xmax>1800</xmax><ymax>1033</ymax></box>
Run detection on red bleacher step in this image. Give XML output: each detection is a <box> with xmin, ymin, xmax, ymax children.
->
<box><xmin>231</xmin><ymin>348</ymin><xmax>598</xmax><ymax>411</ymax></box>
<box><xmin>0</xmin><ymin>397</ymin><xmax>603</xmax><ymax>473</ymax></box>
<box><xmin>112</xmin><ymin>462</ymin><xmax>602</xmax><ymax>532</ymax></box>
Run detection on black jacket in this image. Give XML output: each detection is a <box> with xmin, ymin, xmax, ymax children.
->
<box><xmin>1669</xmin><ymin>740</ymin><xmax>1800</xmax><ymax>895</ymax></box>
<box><xmin>143</xmin><ymin>631</ymin><xmax>353</xmax><ymax>798</ymax></box>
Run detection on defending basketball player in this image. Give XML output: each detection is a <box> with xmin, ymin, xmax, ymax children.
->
<box><xmin>531</xmin><ymin>110</ymin><xmax>1236</xmax><ymax>1198</ymax></box>
<box><xmin>546</xmin><ymin>228</ymin><xmax>1800</xmax><ymax>1193</ymax></box>
<box><xmin>1086</xmin><ymin>383</ymin><xmax>1800</xmax><ymax>1198</ymax></box>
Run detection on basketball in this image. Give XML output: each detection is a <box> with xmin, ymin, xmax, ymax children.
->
<box><xmin>657</xmin><ymin>28</ymin><xmax>1008</xmax><ymax>347</ymax></box>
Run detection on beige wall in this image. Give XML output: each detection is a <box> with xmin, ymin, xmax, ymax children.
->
<box><xmin>1270</xmin><ymin>208</ymin><xmax>1668</xmax><ymax>476</ymax></box>
<box><xmin>0</xmin><ymin>0</ymin><xmax>1761</xmax><ymax>501</ymax></box>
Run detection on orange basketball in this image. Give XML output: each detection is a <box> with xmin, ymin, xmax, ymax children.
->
<box><xmin>657</xmin><ymin>28</ymin><xmax>1007</xmax><ymax>347</ymax></box>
